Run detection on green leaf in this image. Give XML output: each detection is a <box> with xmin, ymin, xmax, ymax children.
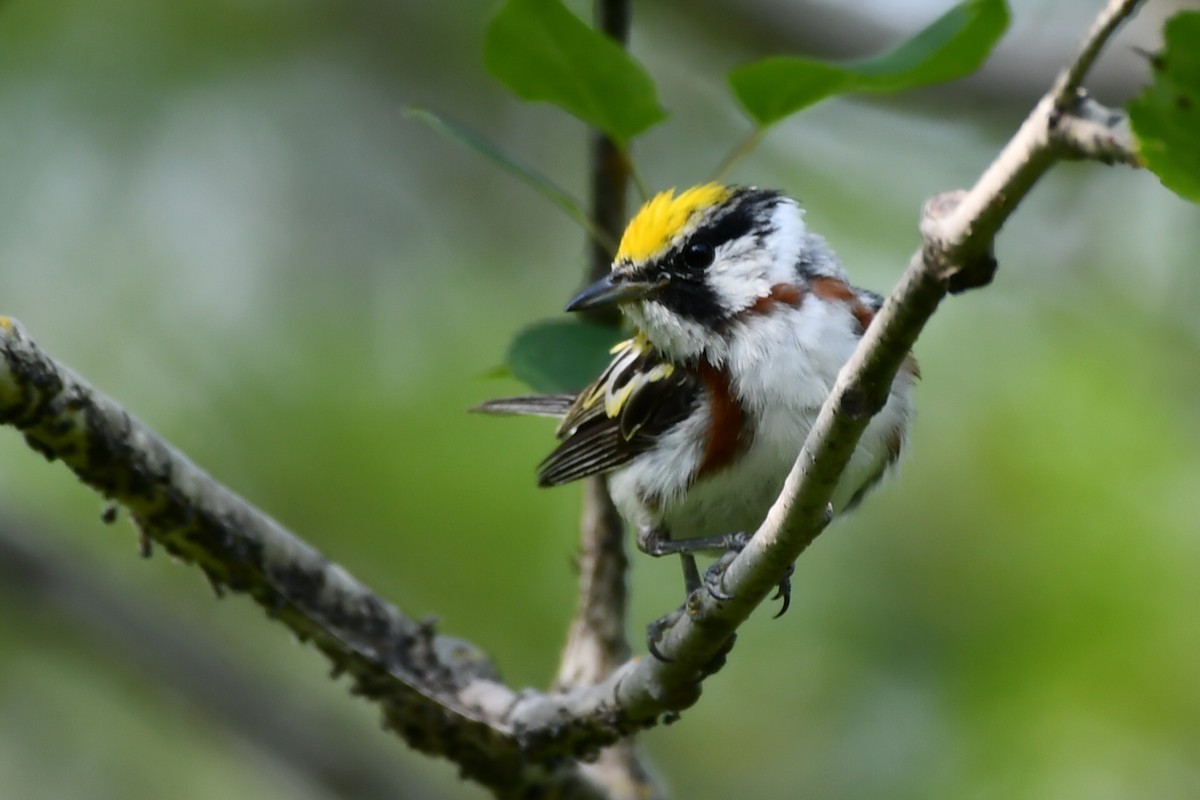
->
<box><xmin>484</xmin><ymin>0</ymin><xmax>667</xmax><ymax>145</ymax></box>
<box><xmin>505</xmin><ymin>317</ymin><xmax>624</xmax><ymax>393</ymax></box>
<box><xmin>726</xmin><ymin>60</ymin><xmax>851</xmax><ymax>129</ymax></box>
<box><xmin>730</xmin><ymin>0</ymin><xmax>1010</xmax><ymax>127</ymax></box>
<box><xmin>845</xmin><ymin>0</ymin><xmax>1008</xmax><ymax>88</ymax></box>
<box><xmin>1128</xmin><ymin>11</ymin><xmax>1200</xmax><ymax>205</ymax></box>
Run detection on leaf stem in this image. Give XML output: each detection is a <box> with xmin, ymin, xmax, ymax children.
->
<box><xmin>712</xmin><ymin>127</ymin><xmax>765</xmax><ymax>183</ymax></box>
<box><xmin>407</xmin><ymin>107</ymin><xmax>618</xmax><ymax>255</ymax></box>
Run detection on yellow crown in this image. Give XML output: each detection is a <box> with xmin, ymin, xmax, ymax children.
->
<box><xmin>616</xmin><ymin>184</ymin><xmax>730</xmax><ymax>263</ymax></box>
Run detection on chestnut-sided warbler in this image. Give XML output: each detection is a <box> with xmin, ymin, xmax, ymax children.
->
<box><xmin>479</xmin><ymin>184</ymin><xmax>916</xmax><ymax>609</ymax></box>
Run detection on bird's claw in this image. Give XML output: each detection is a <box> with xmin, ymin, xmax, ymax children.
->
<box><xmin>703</xmin><ymin>552</ymin><xmax>737</xmax><ymax>601</ymax></box>
<box><xmin>648</xmin><ymin>608</ymin><xmax>737</xmax><ymax>676</ymax></box>
<box><xmin>771</xmin><ymin>564</ymin><xmax>795</xmax><ymax>619</ymax></box>
<box><xmin>722</xmin><ymin>531</ymin><xmax>754</xmax><ymax>551</ymax></box>
<box><xmin>702</xmin><ymin>531</ymin><xmax>753</xmax><ymax>602</ymax></box>
<box><xmin>646</xmin><ymin>607</ymin><xmax>684</xmax><ymax>662</ymax></box>
<box><xmin>702</xmin><ymin>533</ymin><xmax>795</xmax><ymax>619</ymax></box>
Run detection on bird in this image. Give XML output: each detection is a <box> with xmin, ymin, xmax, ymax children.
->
<box><xmin>476</xmin><ymin>183</ymin><xmax>916</xmax><ymax>617</ymax></box>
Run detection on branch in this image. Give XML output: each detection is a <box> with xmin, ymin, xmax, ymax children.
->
<box><xmin>0</xmin><ymin>316</ymin><xmax>607</xmax><ymax>800</ymax></box>
<box><xmin>499</xmin><ymin>0</ymin><xmax>1149</xmax><ymax>740</ymax></box>
<box><xmin>554</xmin><ymin>1</ymin><xmax>663</xmax><ymax>796</ymax></box>
<box><xmin>0</xmin><ymin>518</ymin><xmax>437</xmax><ymax>800</ymax></box>
<box><xmin>1052</xmin><ymin>94</ymin><xmax>1140</xmax><ymax>165</ymax></box>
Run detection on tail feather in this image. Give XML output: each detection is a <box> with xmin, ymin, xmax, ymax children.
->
<box><xmin>471</xmin><ymin>394</ymin><xmax>576</xmax><ymax>418</ymax></box>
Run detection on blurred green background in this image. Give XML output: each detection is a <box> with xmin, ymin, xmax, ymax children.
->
<box><xmin>0</xmin><ymin>0</ymin><xmax>1198</xmax><ymax>798</ymax></box>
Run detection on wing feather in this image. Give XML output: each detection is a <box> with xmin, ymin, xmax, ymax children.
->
<box><xmin>471</xmin><ymin>394</ymin><xmax>577</xmax><ymax>418</ymax></box>
<box><xmin>537</xmin><ymin>336</ymin><xmax>699</xmax><ymax>486</ymax></box>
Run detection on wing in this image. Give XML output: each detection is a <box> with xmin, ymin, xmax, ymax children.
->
<box><xmin>471</xmin><ymin>394</ymin><xmax>577</xmax><ymax>418</ymax></box>
<box><xmin>537</xmin><ymin>335</ymin><xmax>700</xmax><ymax>487</ymax></box>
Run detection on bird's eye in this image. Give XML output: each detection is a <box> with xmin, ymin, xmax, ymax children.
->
<box><xmin>681</xmin><ymin>240</ymin><xmax>715</xmax><ymax>270</ymax></box>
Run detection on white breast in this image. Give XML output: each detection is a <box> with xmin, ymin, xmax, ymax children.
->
<box><xmin>607</xmin><ymin>297</ymin><xmax>914</xmax><ymax>542</ymax></box>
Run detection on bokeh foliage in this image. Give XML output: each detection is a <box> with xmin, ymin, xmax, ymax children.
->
<box><xmin>0</xmin><ymin>1</ymin><xmax>1197</xmax><ymax>799</ymax></box>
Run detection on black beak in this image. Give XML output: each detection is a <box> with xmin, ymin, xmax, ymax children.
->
<box><xmin>565</xmin><ymin>273</ymin><xmax>670</xmax><ymax>312</ymax></box>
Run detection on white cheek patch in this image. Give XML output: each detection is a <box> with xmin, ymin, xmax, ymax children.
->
<box><xmin>706</xmin><ymin>241</ymin><xmax>772</xmax><ymax>314</ymax></box>
<box><xmin>702</xmin><ymin>198</ymin><xmax>811</xmax><ymax>315</ymax></box>
<box><xmin>761</xmin><ymin>201</ymin><xmax>806</xmax><ymax>284</ymax></box>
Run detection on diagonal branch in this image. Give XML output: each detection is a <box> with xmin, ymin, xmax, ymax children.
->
<box><xmin>500</xmin><ymin>0</ymin><xmax>1148</xmax><ymax>742</ymax></box>
<box><xmin>0</xmin><ymin>316</ymin><xmax>606</xmax><ymax>800</ymax></box>
<box><xmin>0</xmin><ymin>518</ymin><xmax>438</xmax><ymax>800</ymax></box>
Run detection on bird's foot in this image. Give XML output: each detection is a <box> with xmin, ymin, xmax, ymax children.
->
<box><xmin>701</xmin><ymin>532</ymin><xmax>752</xmax><ymax>601</ymax></box>
<box><xmin>646</xmin><ymin>606</ymin><xmax>684</xmax><ymax>662</ymax></box>
<box><xmin>645</xmin><ymin>600</ymin><xmax>738</xmax><ymax>676</ymax></box>
<box><xmin>702</xmin><ymin>533</ymin><xmax>794</xmax><ymax>618</ymax></box>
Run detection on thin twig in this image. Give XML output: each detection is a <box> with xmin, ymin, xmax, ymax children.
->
<box><xmin>553</xmin><ymin>0</ymin><xmax>663</xmax><ymax>796</ymax></box>
<box><xmin>583</xmin><ymin>0</ymin><xmax>632</xmax><ymax>287</ymax></box>
<box><xmin>1053</xmin><ymin>0</ymin><xmax>1145</xmax><ymax>102</ymax></box>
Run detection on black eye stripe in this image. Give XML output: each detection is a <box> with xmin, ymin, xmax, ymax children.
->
<box><xmin>673</xmin><ymin>190</ymin><xmax>780</xmax><ymax>273</ymax></box>
<box><xmin>696</xmin><ymin>202</ymin><xmax>757</xmax><ymax>252</ymax></box>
